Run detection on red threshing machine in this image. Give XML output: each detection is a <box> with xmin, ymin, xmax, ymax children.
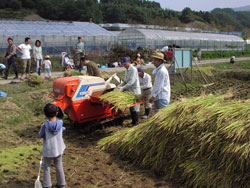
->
<box><xmin>49</xmin><ymin>75</ymin><xmax>127</xmax><ymax>126</ymax></box>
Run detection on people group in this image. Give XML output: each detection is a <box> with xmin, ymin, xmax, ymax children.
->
<box><xmin>119</xmin><ymin>51</ymin><xmax>171</xmax><ymax>126</ymax></box>
<box><xmin>2</xmin><ymin>37</ymin><xmax>52</xmax><ymax>80</ymax></box>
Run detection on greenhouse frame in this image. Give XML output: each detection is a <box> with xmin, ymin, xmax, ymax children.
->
<box><xmin>0</xmin><ymin>20</ymin><xmax>246</xmax><ymax>55</ymax></box>
<box><xmin>0</xmin><ymin>20</ymin><xmax>116</xmax><ymax>54</ymax></box>
<box><xmin>117</xmin><ymin>28</ymin><xmax>245</xmax><ymax>50</ymax></box>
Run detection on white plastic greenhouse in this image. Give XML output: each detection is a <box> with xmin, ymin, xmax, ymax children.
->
<box><xmin>0</xmin><ymin>20</ymin><xmax>116</xmax><ymax>54</ymax></box>
<box><xmin>0</xmin><ymin>20</ymin><xmax>246</xmax><ymax>55</ymax></box>
<box><xmin>117</xmin><ymin>28</ymin><xmax>245</xmax><ymax>50</ymax></box>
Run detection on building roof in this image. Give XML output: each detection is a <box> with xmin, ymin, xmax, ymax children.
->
<box><xmin>0</xmin><ymin>20</ymin><xmax>114</xmax><ymax>36</ymax></box>
<box><xmin>118</xmin><ymin>28</ymin><xmax>244</xmax><ymax>42</ymax></box>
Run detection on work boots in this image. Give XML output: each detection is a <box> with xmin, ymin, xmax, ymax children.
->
<box><xmin>129</xmin><ymin>107</ymin><xmax>139</xmax><ymax>126</ymax></box>
<box><xmin>142</xmin><ymin>108</ymin><xmax>151</xmax><ymax>119</ymax></box>
<box><xmin>131</xmin><ymin>111</ymin><xmax>139</xmax><ymax>126</ymax></box>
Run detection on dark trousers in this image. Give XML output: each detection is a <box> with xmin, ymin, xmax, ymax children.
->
<box><xmin>5</xmin><ymin>57</ymin><xmax>18</xmax><ymax>78</ymax></box>
<box><xmin>129</xmin><ymin>107</ymin><xmax>138</xmax><ymax>126</ymax></box>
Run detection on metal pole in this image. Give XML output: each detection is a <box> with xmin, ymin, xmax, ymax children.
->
<box><xmin>174</xmin><ymin>54</ymin><xmax>188</xmax><ymax>89</ymax></box>
<box><xmin>193</xmin><ymin>58</ymin><xmax>209</xmax><ymax>84</ymax></box>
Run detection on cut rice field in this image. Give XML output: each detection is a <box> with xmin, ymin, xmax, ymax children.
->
<box><xmin>0</xmin><ymin>61</ymin><xmax>249</xmax><ymax>188</ymax></box>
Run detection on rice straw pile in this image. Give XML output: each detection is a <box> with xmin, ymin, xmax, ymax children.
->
<box><xmin>99</xmin><ymin>95</ymin><xmax>250</xmax><ymax>188</ymax></box>
<box><xmin>27</xmin><ymin>74</ymin><xmax>45</xmax><ymax>87</ymax></box>
<box><xmin>99</xmin><ymin>89</ymin><xmax>138</xmax><ymax>111</ymax></box>
<box><xmin>64</xmin><ymin>69</ymin><xmax>85</xmax><ymax>77</ymax></box>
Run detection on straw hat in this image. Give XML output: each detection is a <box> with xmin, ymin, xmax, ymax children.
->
<box><xmin>151</xmin><ymin>52</ymin><xmax>165</xmax><ymax>62</ymax></box>
<box><xmin>45</xmin><ymin>55</ymin><xmax>50</xmax><ymax>59</ymax></box>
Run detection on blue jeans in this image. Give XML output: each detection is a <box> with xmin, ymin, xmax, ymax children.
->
<box><xmin>5</xmin><ymin>57</ymin><xmax>18</xmax><ymax>78</ymax></box>
<box><xmin>154</xmin><ymin>99</ymin><xmax>169</xmax><ymax>113</ymax></box>
<box><xmin>36</xmin><ymin>59</ymin><xmax>42</xmax><ymax>75</ymax></box>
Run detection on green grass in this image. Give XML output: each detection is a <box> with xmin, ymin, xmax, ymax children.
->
<box><xmin>195</xmin><ymin>45</ymin><xmax>250</xmax><ymax>60</ymax></box>
<box><xmin>171</xmin><ymin>82</ymin><xmax>202</xmax><ymax>93</ymax></box>
<box><xmin>0</xmin><ymin>145</ymin><xmax>42</xmax><ymax>174</ymax></box>
<box><xmin>209</xmin><ymin>60</ymin><xmax>250</xmax><ymax>70</ymax></box>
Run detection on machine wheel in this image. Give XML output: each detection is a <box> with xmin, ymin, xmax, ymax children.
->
<box><xmin>114</xmin><ymin>116</ymin><xmax>124</xmax><ymax>125</ymax></box>
<box><xmin>70</xmin><ymin>120</ymin><xmax>78</xmax><ymax>128</ymax></box>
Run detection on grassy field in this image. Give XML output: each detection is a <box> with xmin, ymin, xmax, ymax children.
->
<box><xmin>209</xmin><ymin>60</ymin><xmax>250</xmax><ymax>70</ymax></box>
<box><xmin>200</xmin><ymin>45</ymin><xmax>250</xmax><ymax>59</ymax></box>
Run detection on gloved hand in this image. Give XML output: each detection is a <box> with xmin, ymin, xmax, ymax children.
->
<box><xmin>119</xmin><ymin>87</ymin><xmax>124</xmax><ymax>92</ymax></box>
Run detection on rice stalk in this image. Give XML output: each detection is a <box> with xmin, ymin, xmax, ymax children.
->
<box><xmin>98</xmin><ymin>94</ymin><xmax>250</xmax><ymax>188</ymax></box>
<box><xmin>99</xmin><ymin>89</ymin><xmax>139</xmax><ymax>111</ymax></box>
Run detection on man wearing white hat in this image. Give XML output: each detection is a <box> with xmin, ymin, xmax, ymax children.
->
<box><xmin>149</xmin><ymin>52</ymin><xmax>171</xmax><ymax>113</ymax></box>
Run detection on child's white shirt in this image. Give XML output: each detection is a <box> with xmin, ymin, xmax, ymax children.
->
<box><xmin>43</xmin><ymin>60</ymin><xmax>51</xmax><ymax>69</ymax></box>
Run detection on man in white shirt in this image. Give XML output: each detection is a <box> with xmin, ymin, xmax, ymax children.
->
<box><xmin>149</xmin><ymin>52</ymin><xmax>171</xmax><ymax>113</ymax></box>
<box><xmin>138</xmin><ymin>67</ymin><xmax>152</xmax><ymax>119</ymax></box>
<box><xmin>17</xmin><ymin>37</ymin><xmax>32</xmax><ymax>80</ymax></box>
<box><xmin>119</xmin><ymin>57</ymin><xmax>141</xmax><ymax>126</ymax></box>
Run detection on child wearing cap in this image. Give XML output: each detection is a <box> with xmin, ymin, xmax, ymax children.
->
<box><xmin>39</xmin><ymin>103</ymin><xmax>66</xmax><ymax>188</ymax></box>
<box><xmin>43</xmin><ymin>55</ymin><xmax>52</xmax><ymax>79</ymax></box>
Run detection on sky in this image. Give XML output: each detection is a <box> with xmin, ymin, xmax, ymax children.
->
<box><xmin>153</xmin><ymin>0</ymin><xmax>250</xmax><ymax>11</ymax></box>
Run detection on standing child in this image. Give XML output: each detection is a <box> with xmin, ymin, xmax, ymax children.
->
<box><xmin>39</xmin><ymin>103</ymin><xmax>66</xmax><ymax>188</ymax></box>
<box><xmin>43</xmin><ymin>55</ymin><xmax>52</xmax><ymax>79</ymax></box>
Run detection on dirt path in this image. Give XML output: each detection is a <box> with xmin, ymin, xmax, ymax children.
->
<box><xmin>1</xmin><ymin>57</ymin><xmax>250</xmax><ymax>85</ymax></box>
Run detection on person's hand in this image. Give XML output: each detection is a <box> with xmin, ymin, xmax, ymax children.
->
<box><xmin>149</xmin><ymin>96</ymin><xmax>154</xmax><ymax>103</ymax></box>
<box><xmin>119</xmin><ymin>87</ymin><xmax>124</xmax><ymax>92</ymax></box>
<box><xmin>34</xmin><ymin>57</ymin><xmax>37</xmax><ymax>62</ymax></box>
<box><xmin>6</xmin><ymin>55</ymin><xmax>10</xmax><ymax>60</ymax></box>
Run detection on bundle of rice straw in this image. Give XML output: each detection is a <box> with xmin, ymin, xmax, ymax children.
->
<box><xmin>99</xmin><ymin>94</ymin><xmax>250</xmax><ymax>188</ymax></box>
<box><xmin>64</xmin><ymin>69</ymin><xmax>85</xmax><ymax>77</ymax></box>
<box><xmin>27</xmin><ymin>74</ymin><xmax>45</xmax><ymax>87</ymax></box>
<box><xmin>99</xmin><ymin>89</ymin><xmax>139</xmax><ymax>111</ymax></box>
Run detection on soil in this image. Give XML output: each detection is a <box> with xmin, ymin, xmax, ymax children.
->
<box><xmin>0</xmin><ymin>69</ymin><xmax>249</xmax><ymax>188</ymax></box>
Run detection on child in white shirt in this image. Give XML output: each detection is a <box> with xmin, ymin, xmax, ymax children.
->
<box><xmin>43</xmin><ymin>55</ymin><xmax>52</xmax><ymax>79</ymax></box>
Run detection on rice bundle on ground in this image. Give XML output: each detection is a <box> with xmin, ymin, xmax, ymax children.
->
<box><xmin>99</xmin><ymin>95</ymin><xmax>250</xmax><ymax>188</ymax></box>
<box><xmin>99</xmin><ymin>89</ymin><xmax>138</xmax><ymax>111</ymax></box>
<box><xmin>27</xmin><ymin>74</ymin><xmax>45</xmax><ymax>87</ymax></box>
<box><xmin>64</xmin><ymin>69</ymin><xmax>85</xmax><ymax>77</ymax></box>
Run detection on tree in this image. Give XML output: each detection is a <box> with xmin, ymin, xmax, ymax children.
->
<box><xmin>8</xmin><ymin>0</ymin><xmax>22</xmax><ymax>11</ymax></box>
<box><xmin>0</xmin><ymin>0</ymin><xmax>8</xmax><ymax>9</ymax></box>
<box><xmin>180</xmin><ymin>7</ymin><xmax>194</xmax><ymax>23</ymax></box>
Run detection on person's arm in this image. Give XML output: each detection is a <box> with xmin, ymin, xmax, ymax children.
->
<box><xmin>49</xmin><ymin>61</ymin><xmax>52</xmax><ymax>70</ymax></box>
<box><xmin>16</xmin><ymin>45</ymin><xmax>23</xmax><ymax>55</ymax></box>
<box><xmin>33</xmin><ymin>46</ymin><xmax>37</xmax><ymax>62</ymax></box>
<box><xmin>6</xmin><ymin>45</ymin><xmax>16</xmax><ymax>59</ymax></box>
<box><xmin>41</xmin><ymin>47</ymin><xmax>43</xmax><ymax>60</ymax></box>
<box><xmin>39</xmin><ymin>123</ymin><xmax>46</xmax><ymax>138</ymax></box>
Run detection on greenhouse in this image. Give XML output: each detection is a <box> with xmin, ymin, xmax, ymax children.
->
<box><xmin>0</xmin><ymin>20</ymin><xmax>116</xmax><ymax>54</ymax></box>
<box><xmin>117</xmin><ymin>28</ymin><xmax>245</xmax><ymax>50</ymax></box>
